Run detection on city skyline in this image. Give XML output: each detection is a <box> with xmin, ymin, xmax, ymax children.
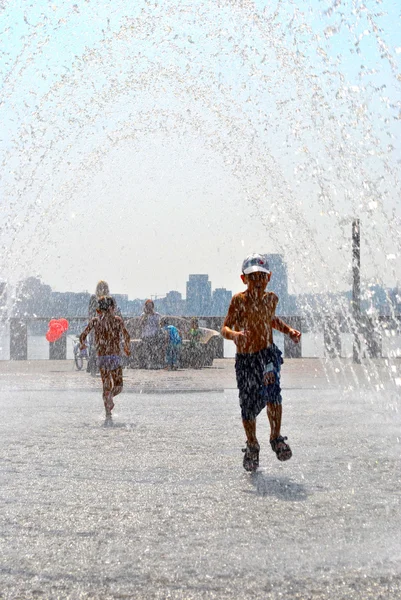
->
<box><xmin>1</xmin><ymin>1</ymin><xmax>400</xmax><ymax>305</ymax></box>
<box><xmin>0</xmin><ymin>253</ymin><xmax>294</xmax><ymax>316</ymax></box>
<box><xmin>3</xmin><ymin>265</ymin><xmax>400</xmax><ymax>321</ymax></box>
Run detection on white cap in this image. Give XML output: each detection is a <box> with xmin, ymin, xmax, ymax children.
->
<box><xmin>242</xmin><ymin>253</ymin><xmax>270</xmax><ymax>275</ymax></box>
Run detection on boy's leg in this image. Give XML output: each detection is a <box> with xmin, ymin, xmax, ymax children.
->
<box><xmin>263</xmin><ymin>354</ymin><xmax>292</xmax><ymax>460</ymax></box>
<box><xmin>242</xmin><ymin>419</ymin><xmax>260</xmax><ymax>471</ymax></box>
<box><xmin>236</xmin><ymin>353</ymin><xmax>262</xmax><ymax>470</ymax></box>
<box><xmin>266</xmin><ymin>403</ymin><xmax>282</xmax><ymax>441</ymax></box>
<box><xmin>100</xmin><ymin>368</ymin><xmax>114</xmax><ymax>415</ymax></box>
<box><xmin>111</xmin><ymin>367</ymin><xmax>123</xmax><ymax>398</ymax></box>
<box><xmin>267</xmin><ymin>402</ymin><xmax>292</xmax><ymax>461</ymax></box>
<box><xmin>242</xmin><ymin>419</ymin><xmax>258</xmax><ymax>447</ymax></box>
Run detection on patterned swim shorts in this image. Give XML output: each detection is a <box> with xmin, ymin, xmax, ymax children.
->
<box><xmin>97</xmin><ymin>355</ymin><xmax>122</xmax><ymax>371</ymax></box>
<box><xmin>235</xmin><ymin>344</ymin><xmax>283</xmax><ymax>421</ymax></box>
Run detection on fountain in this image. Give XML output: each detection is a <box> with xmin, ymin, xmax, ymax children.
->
<box><xmin>1</xmin><ymin>1</ymin><xmax>401</xmax><ymax>597</ymax></box>
<box><xmin>1</xmin><ymin>0</ymin><xmax>400</xmax><ymax>379</ymax></box>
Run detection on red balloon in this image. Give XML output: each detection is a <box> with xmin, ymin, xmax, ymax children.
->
<box><xmin>48</xmin><ymin>318</ymin><xmax>68</xmax><ymax>333</ymax></box>
<box><xmin>52</xmin><ymin>324</ymin><xmax>64</xmax><ymax>338</ymax></box>
<box><xmin>46</xmin><ymin>322</ymin><xmax>64</xmax><ymax>342</ymax></box>
<box><xmin>46</xmin><ymin>329</ymin><xmax>58</xmax><ymax>342</ymax></box>
<box><xmin>58</xmin><ymin>318</ymin><xmax>69</xmax><ymax>332</ymax></box>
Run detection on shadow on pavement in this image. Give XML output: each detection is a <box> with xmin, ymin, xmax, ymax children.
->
<box><xmin>246</xmin><ymin>472</ymin><xmax>309</xmax><ymax>501</ymax></box>
<box><xmin>101</xmin><ymin>419</ymin><xmax>138</xmax><ymax>430</ymax></box>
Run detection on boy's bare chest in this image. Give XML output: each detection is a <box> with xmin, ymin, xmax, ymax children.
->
<box><xmin>238</xmin><ymin>296</ymin><xmax>275</xmax><ymax>326</ymax></box>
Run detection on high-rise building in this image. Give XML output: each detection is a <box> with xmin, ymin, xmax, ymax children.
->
<box><xmin>266</xmin><ymin>254</ymin><xmax>289</xmax><ymax>315</ymax></box>
<box><xmin>212</xmin><ymin>288</ymin><xmax>232</xmax><ymax>316</ymax></box>
<box><xmin>165</xmin><ymin>291</ymin><xmax>185</xmax><ymax>315</ymax></box>
<box><xmin>13</xmin><ymin>277</ymin><xmax>52</xmax><ymax>317</ymax></box>
<box><xmin>186</xmin><ymin>274</ymin><xmax>212</xmax><ymax>316</ymax></box>
<box><xmin>66</xmin><ymin>292</ymin><xmax>91</xmax><ymax>316</ymax></box>
<box><xmin>51</xmin><ymin>291</ymin><xmax>90</xmax><ymax>317</ymax></box>
<box><xmin>155</xmin><ymin>291</ymin><xmax>186</xmax><ymax>315</ymax></box>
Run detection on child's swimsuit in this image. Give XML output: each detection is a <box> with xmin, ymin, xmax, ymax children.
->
<box><xmin>235</xmin><ymin>344</ymin><xmax>283</xmax><ymax>421</ymax></box>
<box><xmin>97</xmin><ymin>355</ymin><xmax>122</xmax><ymax>371</ymax></box>
<box><xmin>164</xmin><ymin>326</ymin><xmax>182</xmax><ymax>366</ymax></box>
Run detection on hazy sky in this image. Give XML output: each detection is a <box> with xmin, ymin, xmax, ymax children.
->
<box><xmin>1</xmin><ymin>0</ymin><xmax>400</xmax><ymax>300</ymax></box>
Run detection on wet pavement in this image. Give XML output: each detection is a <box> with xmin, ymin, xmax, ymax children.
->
<box><xmin>1</xmin><ymin>359</ymin><xmax>401</xmax><ymax>599</ymax></box>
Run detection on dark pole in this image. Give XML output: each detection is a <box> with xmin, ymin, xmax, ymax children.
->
<box><xmin>352</xmin><ymin>219</ymin><xmax>361</xmax><ymax>363</ymax></box>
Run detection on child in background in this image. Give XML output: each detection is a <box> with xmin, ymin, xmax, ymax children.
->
<box><xmin>80</xmin><ymin>296</ymin><xmax>131</xmax><ymax>419</ymax></box>
<box><xmin>139</xmin><ymin>299</ymin><xmax>163</xmax><ymax>369</ymax></box>
<box><xmin>189</xmin><ymin>317</ymin><xmax>202</xmax><ymax>348</ymax></box>
<box><xmin>161</xmin><ymin>319</ymin><xmax>182</xmax><ymax>370</ymax></box>
<box><xmin>188</xmin><ymin>317</ymin><xmax>203</xmax><ymax>368</ymax></box>
<box><xmin>221</xmin><ymin>253</ymin><xmax>301</xmax><ymax>471</ymax></box>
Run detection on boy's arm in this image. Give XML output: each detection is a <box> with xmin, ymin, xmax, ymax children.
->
<box><xmin>221</xmin><ymin>298</ymin><xmax>236</xmax><ymax>340</ymax></box>
<box><xmin>79</xmin><ymin>319</ymin><xmax>95</xmax><ymax>348</ymax></box>
<box><xmin>221</xmin><ymin>296</ymin><xmax>247</xmax><ymax>345</ymax></box>
<box><xmin>120</xmin><ymin>320</ymin><xmax>131</xmax><ymax>356</ymax></box>
<box><xmin>271</xmin><ymin>316</ymin><xmax>301</xmax><ymax>343</ymax></box>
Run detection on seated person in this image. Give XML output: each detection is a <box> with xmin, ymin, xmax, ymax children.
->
<box><xmin>189</xmin><ymin>317</ymin><xmax>202</xmax><ymax>347</ymax></box>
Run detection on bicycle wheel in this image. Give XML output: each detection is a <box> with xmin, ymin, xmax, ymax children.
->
<box><xmin>74</xmin><ymin>354</ymin><xmax>83</xmax><ymax>370</ymax></box>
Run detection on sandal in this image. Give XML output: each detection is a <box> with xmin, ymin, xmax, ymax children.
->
<box><xmin>242</xmin><ymin>442</ymin><xmax>260</xmax><ymax>472</ymax></box>
<box><xmin>270</xmin><ymin>435</ymin><xmax>292</xmax><ymax>461</ymax></box>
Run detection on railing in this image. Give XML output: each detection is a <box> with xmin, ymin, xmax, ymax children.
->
<box><xmin>4</xmin><ymin>315</ymin><xmax>401</xmax><ymax>361</ymax></box>
<box><xmin>9</xmin><ymin>317</ymin><xmax>87</xmax><ymax>361</ymax></box>
<box><xmin>4</xmin><ymin>316</ymin><xmax>304</xmax><ymax>360</ymax></box>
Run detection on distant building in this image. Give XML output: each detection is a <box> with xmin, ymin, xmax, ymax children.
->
<box><xmin>389</xmin><ymin>286</ymin><xmax>401</xmax><ymax>313</ymax></box>
<box><xmin>186</xmin><ymin>274</ymin><xmax>212</xmax><ymax>316</ymax></box>
<box><xmin>165</xmin><ymin>291</ymin><xmax>185</xmax><ymax>315</ymax></box>
<box><xmin>126</xmin><ymin>298</ymin><xmax>146</xmax><ymax>316</ymax></box>
<box><xmin>113</xmin><ymin>294</ymin><xmax>129</xmax><ymax>314</ymax></box>
<box><xmin>51</xmin><ymin>291</ymin><xmax>90</xmax><ymax>317</ymax></box>
<box><xmin>67</xmin><ymin>292</ymin><xmax>91</xmax><ymax>316</ymax></box>
<box><xmin>212</xmin><ymin>288</ymin><xmax>232</xmax><ymax>316</ymax></box>
<box><xmin>286</xmin><ymin>294</ymin><xmax>298</xmax><ymax>315</ymax></box>
<box><xmin>154</xmin><ymin>291</ymin><xmax>185</xmax><ymax>316</ymax></box>
<box><xmin>266</xmin><ymin>254</ymin><xmax>289</xmax><ymax>315</ymax></box>
<box><xmin>13</xmin><ymin>277</ymin><xmax>52</xmax><ymax>317</ymax></box>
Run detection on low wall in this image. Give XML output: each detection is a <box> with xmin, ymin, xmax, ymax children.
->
<box><xmin>4</xmin><ymin>315</ymin><xmax>401</xmax><ymax>361</ymax></box>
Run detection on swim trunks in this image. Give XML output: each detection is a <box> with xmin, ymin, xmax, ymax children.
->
<box><xmin>97</xmin><ymin>355</ymin><xmax>122</xmax><ymax>371</ymax></box>
<box><xmin>235</xmin><ymin>344</ymin><xmax>283</xmax><ymax>421</ymax></box>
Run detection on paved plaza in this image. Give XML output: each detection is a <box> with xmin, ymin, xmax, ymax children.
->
<box><xmin>1</xmin><ymin>358</ymin><xmax>401</xmax><ymax>599</ymax></box>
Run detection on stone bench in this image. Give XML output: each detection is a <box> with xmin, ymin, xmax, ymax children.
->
<box><xmin>125</xmin><ymin>316</ymin><xmax>221</xmax><ymax>369</ymax></box>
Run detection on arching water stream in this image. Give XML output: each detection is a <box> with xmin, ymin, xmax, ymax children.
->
<box><xmin>1</xmin><ymin>2</ymin><xmax>401</xmax><ymax>597</ymax></box>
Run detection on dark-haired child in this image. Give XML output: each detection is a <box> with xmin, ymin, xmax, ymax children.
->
<box><xmin>80</xmin><ymin>296</ymin><xmax>131</xmax><ymax>418</ymax></box>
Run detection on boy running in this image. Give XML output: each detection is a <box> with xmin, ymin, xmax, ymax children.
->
<box><xmin>221</xmin><ymin>253</ymin><xmax>301</xmax><ymax>471</ymax></box>
<box><xmin>80</xmin><ymin>296</ymin><xmax>131</xmax><ymax>418</ymax></box>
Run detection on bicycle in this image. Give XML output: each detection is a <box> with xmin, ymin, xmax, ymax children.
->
<box><xmin>71</xmin><ymin>336</ymin><xmax>89</xmax><ymax>371</ymax></box>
